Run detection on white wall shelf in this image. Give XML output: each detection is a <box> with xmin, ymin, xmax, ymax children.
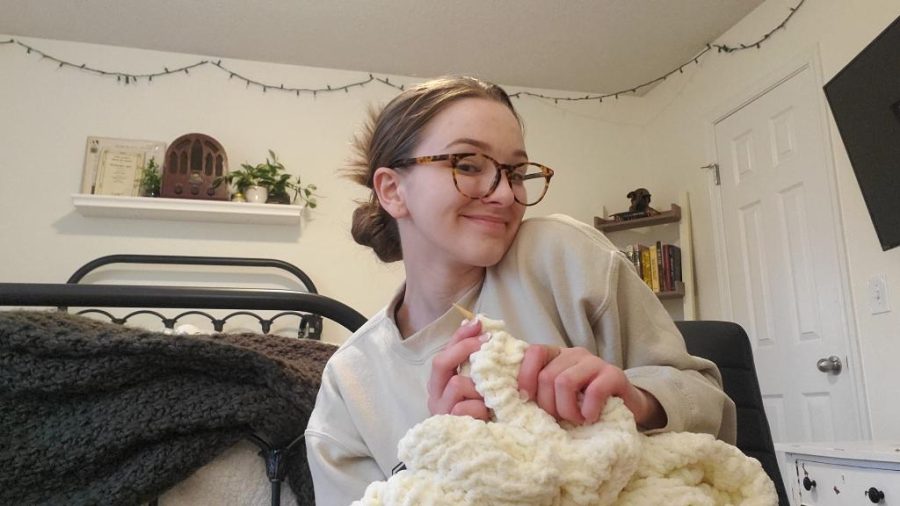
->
<box><xmin>72</xmin><ymin>194</ymin><xmax>304</xmax><ymax>225</ymax></box>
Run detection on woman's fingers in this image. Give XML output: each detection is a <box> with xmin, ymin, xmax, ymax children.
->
<box><xmin>449</xmin><ymin>318</ymin><xmax>482</xmax><ymax>345</ymax></box>
<box><xmin>580</xmin><ymin>367</ymin><xmax>628</xmax><ymax>423</ymax></box>
<box><xmin>427</xmin><ymin>320</ymin><xmax>483</xmax><ymax>400</ymax></box>
<box><xmin>553</xmin><ymin>360</ymin><xmax>600</xmax><ymax>424</ymax></box>
<box><xmin>450</xmin><ymin>399</ymin><xmax>490</xmax><ymax>421</ymax></box>
<box><xmin>520</xmin><ymin>345</ymin><xmax>592</xmax><ymax>422</ymax></box>
<box><xmin>427</xmin><ymin>319</ymin><xmax>490</xmax><ymax>417</ymax></box>
<box><xmin>430</xmin><ymin>333</ymin><xmax>660</xmax><ymax>426</ymax></box>
<box><xmin>428</xmin><ymin>338</ymin><xmax>484</xmax><ymax>396</ymax></box>
<box><xmin>518</xmin><ymin>345</ymin><xmax>644</xmax><ymax>425</ymax></box>
<box><xmin>430</xmin><ymin>374</ymin><xmax>483</xmax><ymax>416</ymax></box>
<box><xmin>517</xmin><ymin>344</ymin><xmax>560</xmax><ymax>403</ymax></box>
<box><xmin>537</xmin><ymin>350</ymin><xmax>595</xmax><ymax>423</ymax></box>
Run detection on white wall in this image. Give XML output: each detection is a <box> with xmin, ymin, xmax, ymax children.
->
<box><xmin>637</xmin><ymin>0</ymin><xmax>900</xmax><ymax>440</ymax></box>
<box><xmin>0</xmin><ymin>35</ymin><xmax>646</xmax><ymax>342</ymax></box>
<box><xmin>6</xmin><ymin>0</ymin><xmax>894</xmax><ymax>437</ymax></box>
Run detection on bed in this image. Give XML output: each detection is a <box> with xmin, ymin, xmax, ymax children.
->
<box><xmin>0</xmin><ymin>254</ymin><xmax>791</xmax><ymax>505</ymax></box>
<box><xmin>0</xmin><ymin>254</ymin><xmax>366</xmax><ymax>506</ymax></box>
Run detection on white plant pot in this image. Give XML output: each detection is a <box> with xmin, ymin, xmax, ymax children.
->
<box><xmin>244</xmin><ymin>186</ymin><xmax>268</xmax><ymax>203</ymax></box>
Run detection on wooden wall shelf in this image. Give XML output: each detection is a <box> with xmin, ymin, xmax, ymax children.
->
<box><xmin>593</xmin><ymin>204</ymin><xmax>681</xmax><ymax>232</ymax></box>
<box><xmin>593</xmin><ymin>195</ymin><xmax>695</xmax><ymax>319</ymax></box>
<box><xmin>656</xmin><ymin>281</ymin><xmax>686</xmax><ymax>300</ymax></box>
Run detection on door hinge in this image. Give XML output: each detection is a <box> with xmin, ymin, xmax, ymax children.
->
<box><xmin>701</xmin><ymin>163</ymin><xmax>720</xmax><ymax>185</ymax></box>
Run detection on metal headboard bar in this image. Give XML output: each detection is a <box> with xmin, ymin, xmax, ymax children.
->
<box><xmin>0</xmin><ymin>283</ymin><xmax>366</xmax><ymax>332</ymax></box>
<box><xmin>66</xmin><ymin>254</ymin><xmax>319</xmax><ymax>294</ymax></box>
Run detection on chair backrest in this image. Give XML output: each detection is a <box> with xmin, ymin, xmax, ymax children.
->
<box><xmin>675</xmin><ymin>320</ymin><xmax>789</xmax><ymax>506</ymax></box>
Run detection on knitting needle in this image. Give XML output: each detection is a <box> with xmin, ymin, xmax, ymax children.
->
<box><xmin>452</xmin><ymin>303</ymin><xmax>475</xmax><ymax>321</ymax></box>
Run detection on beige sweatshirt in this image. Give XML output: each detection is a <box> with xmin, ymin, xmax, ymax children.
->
<box><xmin>305</xmin><ymin>214</ymin><xmax>736</xmax><ymax>506</ymax></box>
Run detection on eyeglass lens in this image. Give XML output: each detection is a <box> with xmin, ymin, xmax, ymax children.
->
<box><xmin>453</xmin><ymin>154</ymin><xmax>548</xmax><ymax>205</ymax></box>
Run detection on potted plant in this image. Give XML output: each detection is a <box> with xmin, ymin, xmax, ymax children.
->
<box><xmin>269</xmin><ymin>173</ymin><xmax>320</xmax><ymax>208</ymax></box>
<box><xmin>214</xmin><ymin>160</ymin><xmax>275</xmax><ymax>203</ymax></box>
<box><xmin>214</xmin><ymin>150</ymin><xmax>319</xmax><ymax>206</ymax></box>
<box><xmin>139</xmin><ymin>157</ymin><xmax>162</xmax><ymax>197</ymax></box>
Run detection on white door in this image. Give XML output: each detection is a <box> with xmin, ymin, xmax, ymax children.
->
<box><xmin>713</xmin><ymin>64</ymin><xmax>863</xmax><ymax>443</ymax></box>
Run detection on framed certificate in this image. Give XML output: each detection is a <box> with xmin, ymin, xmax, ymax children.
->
<box><xmin>94</xmin><ymin>150</ymin><xmax>145</xmax><ymax>196</ymax></box>
<box><xmin>81</xmin><ymin>137</ymin><xmax>166</xmax><ymax>195</ymax></box>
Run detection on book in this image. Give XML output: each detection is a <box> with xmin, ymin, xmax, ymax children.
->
<box><xmin>661</xmin><ymin>243</ymin><xmax>671</xmax><ymax>292</ymax></box>
<box><xmin>620</xmin><ymin>246</ymin><xmax>639</xmax><ymax>276</ymax></box>
<box><xmin>671</xmin><ymin>245</ymin><xmax>682</xmax><ymax>284</ymax></box>
<box><xmin>639</xmin><ymin>245</ymin><xmax>652</xmax><ymax>288</ymax></box>
<box><xmin>631</xmin><ymin>244</ymin><xmax>642</xmax><ymax>279</ymax></box>
<box><xmin>610</xmin><ymin>210</ymin><xmax>650</xmax><ymax>221</ymax></box>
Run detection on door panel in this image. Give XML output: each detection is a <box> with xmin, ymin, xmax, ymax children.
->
<box><xmin>714</xmin><ymin>65</ymin><xmax>861</xmax><ymax>443</ymax></box>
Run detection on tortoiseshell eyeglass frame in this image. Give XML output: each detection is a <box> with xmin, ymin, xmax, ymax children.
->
<box><xmin>391</xmin><ymin>153</ymin><xmax>555</xmax><ymax>206</ymax></box>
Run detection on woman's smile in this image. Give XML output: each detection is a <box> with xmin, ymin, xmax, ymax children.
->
<box><xmin>461</xmin><ymin>213</ymin><xmax>510</xmax><ymax>233</ymax></box>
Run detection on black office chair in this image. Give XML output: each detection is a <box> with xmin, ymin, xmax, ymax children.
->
<box><xmin>676</xmin><ymin>320</ymin><xmax>789</xmax><ymax>506</ymax></box>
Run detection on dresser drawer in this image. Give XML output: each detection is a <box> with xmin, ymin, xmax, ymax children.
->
<box><xmin>789</xmin><ymin>457</ymin><xmax>899</xmax><ymax>505</ymax></box>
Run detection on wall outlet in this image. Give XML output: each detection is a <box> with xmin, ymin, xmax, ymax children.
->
<box><xmin>868</xmin><ymin>274</ymin><xmax>890</xmax><ymax>315</ymax></box>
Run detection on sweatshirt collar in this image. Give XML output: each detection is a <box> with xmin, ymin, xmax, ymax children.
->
<box><xmin>385</xmin><ymin>282</ymin><xmax>481</xmax><ymax>363</ymax></box>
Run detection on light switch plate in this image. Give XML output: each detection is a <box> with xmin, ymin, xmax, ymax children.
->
<box><xmin>868</xmin><ymin>275</ymin><xmax>890</xmax><ymax>314</ymax></box>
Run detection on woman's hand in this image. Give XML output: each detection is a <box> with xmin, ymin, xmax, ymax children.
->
<box><xmin>427</xmin><ymin>319</ymin><xmax>491</xmax><ymax>421</ymax></box>
<box><xmin>517</xmin><ymin>345</ymin><xmax>667</xmax><ymax>428</ymax></box>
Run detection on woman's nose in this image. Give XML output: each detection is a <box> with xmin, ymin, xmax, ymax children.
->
<box><xmin>482</xmin><ymin>170</ymin><xmax>517</xmax><ymax>205</ymax></box>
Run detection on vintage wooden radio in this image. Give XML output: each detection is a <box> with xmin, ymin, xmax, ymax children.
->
<box><xmin>161</xmin><ymin>133</ymin><xmax>229</xmax><ymax>200</ymax></box>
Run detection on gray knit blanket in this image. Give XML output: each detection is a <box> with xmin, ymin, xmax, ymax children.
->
<box><xmin>0</xmin><ymin>310</ymin><xmax>337</xmax><ymax>506</ymax></box>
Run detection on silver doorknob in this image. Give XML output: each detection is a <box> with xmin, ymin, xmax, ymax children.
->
<box><xmin>816</xmin><ymin>355</ymin><xmax>842</xmax><ymax>374</ymax></box>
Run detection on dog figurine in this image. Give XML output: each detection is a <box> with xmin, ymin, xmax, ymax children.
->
<box><xmin>627</xmin><ymin>188</ymin><xmax>657</xmax><ymax>214</ymax></box>
<box><xmin>610</xmin><ymin>188</ymin><xmax>659</xmax><ymax>221</ymax></box>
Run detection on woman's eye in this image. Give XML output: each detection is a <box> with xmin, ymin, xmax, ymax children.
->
<box><xmin>455</xmin><ymin>163</ymin><xmax>483</xmax><ymax>174</ymax></box>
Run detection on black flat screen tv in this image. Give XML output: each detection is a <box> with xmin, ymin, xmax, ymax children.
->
<box><xmin>824</xmin><ymin>15</ymin><xmax>900</xmax><ymax>251</ymax></box>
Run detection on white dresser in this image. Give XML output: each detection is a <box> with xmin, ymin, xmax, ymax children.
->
<box><xmin>776</xmin><ymin>442</ymin><xmax>900</xmax><ymax>505</ymax></box>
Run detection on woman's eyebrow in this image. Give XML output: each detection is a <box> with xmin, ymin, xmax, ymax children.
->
<box><xmin>444</xmin><ymin>138</ymin><xmax>528</xmax><ymax>159</ymax></box>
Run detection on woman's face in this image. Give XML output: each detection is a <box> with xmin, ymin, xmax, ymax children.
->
<box><xmin>395</xmin><ymin>97</ymin><xmax>528</xmax><ymax>269</ymax></box>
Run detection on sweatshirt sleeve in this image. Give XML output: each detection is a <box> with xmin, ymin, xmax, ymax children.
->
<box><xmin>491</xmin><ymin>215</ymin><xmax>736</xmax><ymax>443</ymax></box>
<box><xmin>597</xmin><ymin>249</ymin><xmax>737</xmax><ymax>443</ymax></box>
<box><xmin>305</xmin><ymin>363</ymin><xmax>385</xmax><ymax>506</ymax></box>
<box><xmin>496</xmin><ymin>215</ymin><xmax>736</xmax><ymax>443</ymax></box>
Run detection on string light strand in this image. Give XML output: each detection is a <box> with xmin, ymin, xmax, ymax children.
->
<box><xmin>712</xmin><ymin>0</ymin><xmax>805</xmax><ymax>53</ymax></box>
<box><xmin>12</xmin><ymin>40</ymin><xmax>209</xmax><ymax>83</ymax></box>
<box><xmin>508</xmin><ymin>45</ymin><xmax>716</xmax><ymax>103</ymax></box>
<box><xmin>1</xmin><ymin>0</ymin><xmax>804</xmax><ymax>103</ymax></box>
<box><xmin>507</xmin><ymin>0</ymin><xmax>802</xmax><ymax>102</ymax></box>
<box><xmin>210</xmin><ymin>60</ymin><xmax>405</xmax><ymax>95</ymax></box>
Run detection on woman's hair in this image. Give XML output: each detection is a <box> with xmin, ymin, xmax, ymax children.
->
<box><xmin>347</xmin><ymin>76</ymin><xmax>521</xmax><ymax>262</ymax></box>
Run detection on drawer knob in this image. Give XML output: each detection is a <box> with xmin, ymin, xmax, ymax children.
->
<box><xmin>803</xmin><ymin>476</ymin><xmax>817</xmax><ymax>491</ymax></box>
<box><xmin>866</xmin><ymin>487</ymin><xmax>885</xmax><ymax>503</ymax></box>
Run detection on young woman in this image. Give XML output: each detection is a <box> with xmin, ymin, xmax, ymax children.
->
<box><xmin>305</xmin><ymin>76</ymin><xmax>735</xmax><ymax>505</ymax></box>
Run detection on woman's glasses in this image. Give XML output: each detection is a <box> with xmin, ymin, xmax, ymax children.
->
<box><xmin>392</xmin><ymin>153</ymin><xmax>554</xmax><ymax>206</ymax></box>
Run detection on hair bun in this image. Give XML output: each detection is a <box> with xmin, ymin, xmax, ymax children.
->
<box><xmin>351</xmin><ymin>200</ymin><xmax>403</xmax><ymax>262</ymax></box>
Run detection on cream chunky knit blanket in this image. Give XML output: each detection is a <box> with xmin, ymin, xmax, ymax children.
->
<box><xmin>354</xmin><ymin>316</ymin><xmax>776</xmax><ymax>506</ymax></box>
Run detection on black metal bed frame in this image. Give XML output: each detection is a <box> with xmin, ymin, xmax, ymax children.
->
<box><xmin>1</xmin><ymin>254</ymin><xmax>366</xmax><ymax>336</ymax></box>
<box><xmin>0</xmin><ymin>254</ymin><xmax>367</xmax><ymax>506</ymax></box>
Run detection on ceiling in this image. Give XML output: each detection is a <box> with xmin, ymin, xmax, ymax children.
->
<box><xmin>0</xmin><ymin>0</ymin><xmax>766</xmax><ymax>94</ymax></box>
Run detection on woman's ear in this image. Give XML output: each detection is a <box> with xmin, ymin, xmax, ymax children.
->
<box><xmin>372</xmin><ymin>167</ymin><xmax>408</xmax><ymax>219</ymax></box>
